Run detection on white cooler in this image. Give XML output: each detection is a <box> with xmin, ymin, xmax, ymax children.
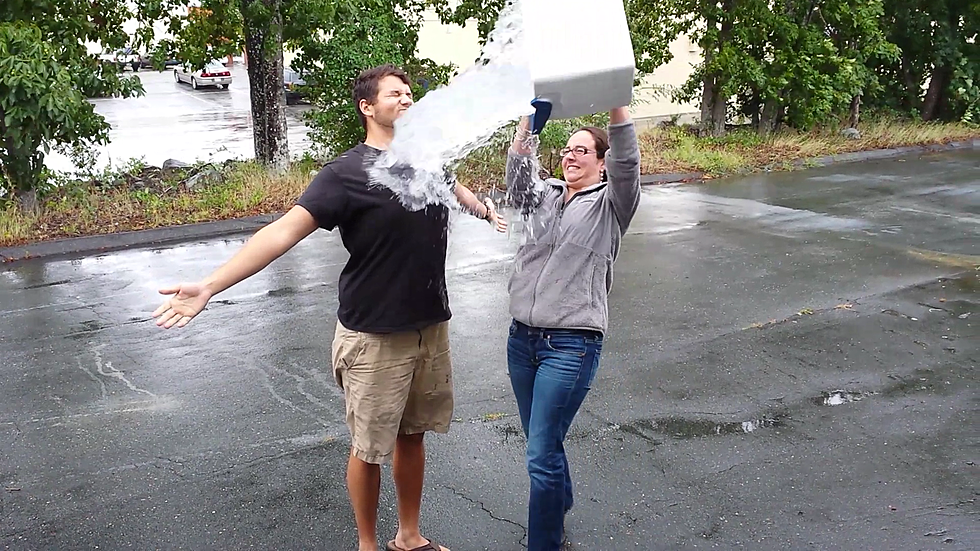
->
<box><xmin>522</xmin><ymin>0</ymin><xmax>636</xmax><ymax>121</ymax></box>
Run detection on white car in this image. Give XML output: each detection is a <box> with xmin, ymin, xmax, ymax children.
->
<box><xmin>174</xmin><ymin>61</ymin><xmax>233</xmax><ymax>89</ymax></box>
<box><xmin>99</xmin><ymin>47</ymin><xmax>142</xmax><ymax>71</ymax></box>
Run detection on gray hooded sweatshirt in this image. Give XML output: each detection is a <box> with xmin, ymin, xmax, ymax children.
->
<box><xmin>506</xmin><ymin>120</ymin><xmax>641</xmax><ymax>334</ymax></box>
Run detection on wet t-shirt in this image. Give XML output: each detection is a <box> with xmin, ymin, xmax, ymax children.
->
<box><xmin>296</xmin><ymin>144</ymin><xmax>452</xmax><ymax>333</ymax></box>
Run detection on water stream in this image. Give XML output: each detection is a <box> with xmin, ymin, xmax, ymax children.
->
<box><xmin>367</xmin><ymin>0</ymin><xmax>549</xmax><ymax>220</ymax></box>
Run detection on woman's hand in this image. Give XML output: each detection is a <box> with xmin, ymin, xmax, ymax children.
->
<box><xmin>609</xmin><ymin>106</ymin><xmax>630</xmax><ymax>124</ymax></box>
<box><xmin>510</xmin><ymin>116</ymin><xmax>535</xmax><ymax>155</ymax></box>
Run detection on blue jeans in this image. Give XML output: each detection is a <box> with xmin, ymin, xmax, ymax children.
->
<box><xmin>507</xmin><ymin>320</ymin><xmax>603</xmax><ymax>551</ymax></box>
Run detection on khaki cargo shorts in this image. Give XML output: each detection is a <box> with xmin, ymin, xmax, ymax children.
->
<box><xmin>331</xmin><ymin>320</ymin><xmax>454</xmax><ymax>464</ymax></box>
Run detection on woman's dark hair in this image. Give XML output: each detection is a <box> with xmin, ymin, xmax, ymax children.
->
<box><xmin>573</xmin><ymin>126</ymin><xmax>610</xmax><ymax>159</ymax></box>
<box><xmin>572</xmin><ymin>126</ymin><xmax>610</xmax><ymax>181</ymax></box>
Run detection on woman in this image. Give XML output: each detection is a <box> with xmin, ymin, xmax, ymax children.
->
<box><xmin>505</xmin><ymin>105</ymin><xmax>641</xmax><ymax>550</ymax></box>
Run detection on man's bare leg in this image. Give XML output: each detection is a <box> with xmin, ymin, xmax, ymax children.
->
<box><xmin>391</xmin><ymin>433</ymin><xmax>446</xmax><ymax>550</ymax></box>
<box><xmin>348</xmin><ymin>451</ymin><xmax>382</xmax><ymax>551</ymax></box>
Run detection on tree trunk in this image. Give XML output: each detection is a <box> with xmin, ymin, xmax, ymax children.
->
<box><xmin>700</xmin><ymin>72</ymin><xmax>718</xmax><ymax>137</ymax></box>
<box><xmin>15</xmin><ymin>188</ymin><xmax>39</xmax><ymax>214</ymax></box>
<box><xmin>759</xmin><ymin>98</ymin><xmax>782</xmax><ymax>135</ymax></box>
<box><xmin>921</xmin><ymin>66</ymin><xmax>950</xmax><ymax>122</ymax></box>
<box><xmin>711</xmin><ymin>4</ymin><xmax>732</xmax><ymax>137</ymax></box>
<box><xmin>699</xmin><ymin>8</ymin><xmax>728</xmax><ymax>138</ymax></box>
<box><xmin>700</xmin><ymin>68</ymin><xmax>717</xmax><ymax>136</ymax></box>
<box><xmin>710</xmin><ymin>81</ymin><xmax>726</xmax><ymax>136</ymax></box>
<box><xmin>848</xmin><ymin>93</ymin><xmax>862</xmax><ymax>128</ymax></box>
<box><xmin>242</xmin><ymin>0</ymin><xmax>289</xmax><ymax>171</ymax></box>
<box><xmin>748</xmin><ymin>92</ymin><xmax>761</xmax><ymax>129</ymax></box>
<box><xmin>900</xmin><ymin>54</ymin><xmax>917</xmax><ymax>111</ymax></box>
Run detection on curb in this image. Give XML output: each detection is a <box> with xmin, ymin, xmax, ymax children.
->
<box><xmin>1</xmin><ymin>214</ymin><xmax>279</xmax><ymax>264</ymax></box>
<box><xmin>2</xmin><ymin>139</ymin><xmax>978</xmax><ymax>265</ymax></box>
<box><xmin>795</xmin><ymin>138</ymin><xmax>980</xmax><ymax>168</ymax></box>
<box><xmin>641</xmin><ymin>172</ymin><xmax>705</xmax><ymax>185</ymax></box>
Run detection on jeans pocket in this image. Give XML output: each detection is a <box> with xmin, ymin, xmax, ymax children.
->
<box><xmin>544</xmin><ymin>334</ymin><xmax>587</xmax><ymax>357</ymax></box>
<box><xmin>585</xmin><ymin>349</ymin><xmax>602</xmax><ymax>387</ymax></box>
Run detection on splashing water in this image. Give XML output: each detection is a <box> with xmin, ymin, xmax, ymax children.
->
<box><xmin>367</xmin><ymin>0</ymin><xmax>548</xmax><ymax>216</ymax></box>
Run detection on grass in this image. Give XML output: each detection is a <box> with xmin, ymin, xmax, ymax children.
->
<box><xmin>639</xmin><ymin>118</ymin><xmax>980</xmax><ymax>177</ymax></box>
<box><xmin>1</xmin><ymin>161</ymin><xmax>313</xmax><ymax>248</ymax></box>
<box><xmin>1</xmin><ymin>117</ymin><xmax>978</xmax><ymax>249</ymax></box>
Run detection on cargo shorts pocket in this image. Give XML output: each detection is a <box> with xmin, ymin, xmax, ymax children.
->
<box><xmin>332</xmin><ymin>324</ymin><xmax>364</xmax><ymax>389</ymax></box>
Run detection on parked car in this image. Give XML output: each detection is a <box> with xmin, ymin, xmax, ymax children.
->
<box><xmin>99</xmin><ymin>47</ymin><xmax>142</xmax><ymax>71</ymax></box>
<box><xmin>140</xmin><ymin>51</ymin><xmax>180</xmax><ymax>70</ymax></box>
<box><xmin>283</xmin><ymin>66</ymin><xmax>307</xmax><ymax>104</ymax></box>
<box><xmin>174</xmin><ymin>61</ymin><xmax>233</xmax><ymax>90</ymax></box>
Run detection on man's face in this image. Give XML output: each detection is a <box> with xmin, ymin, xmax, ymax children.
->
<box><xmin>362</xmin><ymin>75</ymin><xmax>414</xmax><ymax>128</ymax></box>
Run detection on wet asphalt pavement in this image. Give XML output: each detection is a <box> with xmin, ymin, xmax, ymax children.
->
<box><xmin>45</xmin><ymin>65</ymin><xmax>313</xmax><ymax>173</ymax></box>
<box><xmin>2</xmin><ymin>151</ymin><xmax>978</xmax><ymax>550</ymax></box>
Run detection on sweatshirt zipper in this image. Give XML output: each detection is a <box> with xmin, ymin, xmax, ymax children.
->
<box><xmin>528</xmin><ymin>188</ymin><xmax>591</xmax><ymax>326</ymax></box>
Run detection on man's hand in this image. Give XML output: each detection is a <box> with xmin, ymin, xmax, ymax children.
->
<box><xmin>484</xmin><ymin>198</ymin><xmax>508</xmax><ymax>233</ymax></box>
<box><xmin>149</xmin><ymin>206</ymin><xmax>318</xmax><ymax>330</ymax></box>
<box><xmin>152</xmin><ymin>282</ymin><xmax>213</xmax><ymax>329</ymax></box>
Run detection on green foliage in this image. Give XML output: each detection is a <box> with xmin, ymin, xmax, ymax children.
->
<box><xmin>952</xmin><ymin>57</ymin><xmax>980</xmax><ymax>125</ymax></box>
<box><xmin>0</xmin><ymin>23</ymin><xmax>114</xmax><ymax>198</ymax></box>
<box><xmin>664</xmin><ymin>0</ymin><xmax>898</xmax><ymax>132</ymax></box>
<box><xmin>623</xmin><ymin>0</ymin><xmax>698</xmax><ymax>77</ymax></box>
<box><xmin>289</xmin><ymin>0</ymin><xmax>454</xmax><ymax>155</ymax></box>
<box><xmin>866</xmin><ymin>0</ymin><xmax>980</xmax><ymax>121</ymax></box>
<box><xmin>0</xmin><ymin>0</ymin><xmax>147</xmax><ymax>196</ymax></box>
<box><xmin>430</xmin><ymin>0</ymin><xmax>505</xmax><ymax>46</ymax></box>
<box><xmin>2</xmin><ymin>0</ymin><xmax>145</xmax><ymax>99</ymax></box>
<box><xmin>178</xmin><ymin>1</ymin><xmax>245</xmax><ymax>68</ymax></box>
<box><xmin>135</xmin><ymin>0</ymin><xmax>246</xmax><ymax>70</ymax></box>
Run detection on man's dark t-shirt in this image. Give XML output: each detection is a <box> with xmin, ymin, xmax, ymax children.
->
<box><xmin>296</xmin><ymin>144</ymin><xmax>451</xmax><ymax>334</ymax></box>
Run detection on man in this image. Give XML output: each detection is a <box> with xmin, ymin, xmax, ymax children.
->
<box><xmin>152</xmin><ymin>64</ymin><xmax>506</xmax><ymax>551</ymax></box>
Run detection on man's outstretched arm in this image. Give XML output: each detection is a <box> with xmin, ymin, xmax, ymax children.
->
<box><xmin>152</xmin><ymin>205</ymin><xmax>319</xmax><ymax>329</ymax></box>
<box><xmin>454</xmin><ymin>183</ymin><xmax>508</xmax><ymax>233</ymax></box>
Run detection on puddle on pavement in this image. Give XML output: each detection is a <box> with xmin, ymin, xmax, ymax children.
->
<box><xmin>880</xmin><ymin>368</ymin><xmax>948</xmax><ymax>398</ymax></box>
<box><xmin>813</xmin><ymin>367</ymin><xmax>957</xmax><ymax>408</ymax></box>
<box><xmin>22</xmin><ymin>278</ymin><xmax>72</xmax><ymax>290</ymax></box>
<box><xmin>67</xmin><ymin>319</ymin><xmax>112</xmax><ymax>339</ymax></box>
<box><xmin>494</xmin><ymin>415</ymin><xmax>786</xmax><ymax>444</ymax></box>
<box><xmin>812</xmin><ymin>390</ymin><xmax>875</xmax><ymax>406</ymax></box>
<box><xmin>942</xmin><ymin>273</ymin><xmax>979</xmax><ymax>293</ymax></box>
<box><xmin>617</xmin><ymin>415</ymin><xmax>786</xmax><ymax>440</ymax></box>
<box><xmin>267</xmin><ymin>287</ymin><xmax>298</xmax><ymax>297</ymax></box>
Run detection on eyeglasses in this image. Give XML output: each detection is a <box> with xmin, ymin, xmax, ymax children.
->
<box><xmin>559</xmin><ymin>145</ymin><xmax>594</xmax><ymax>158</ymax></box>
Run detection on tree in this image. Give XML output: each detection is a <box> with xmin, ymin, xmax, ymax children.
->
<box><xmin>140</xmin><ymin>0</ymin><xmax>453</xmax><ymax>165</ymax></box>
<box><xmin>136</xmin><ymin>0</ymin><xmax>290</xmax><ymax>168</ymax></box>
<box><xmin>869</xmin><ymin>0</ymin><xmax>980</xmax><ymax>122</ymax></box>
<box><xmin>0</xmin><ymin>0</ymin><xmax>144</xmax><ymax>202</ymax></box>
<box><xmin>0</xmin><ymin>24</ymin><xmax>112</xmax><ymax>206</ymax></box>
<box><xmin>430</xmin><ymin>0</ymin><xmax>505</xmax><ymax>46</ymax></box>
<box><xmin>241</xmin><ymin>0</ymin><xmax>288</xmax><ymax>170</ymax></box>
<box><xmin>288</xmin><ymin>0</ymin><xmax>455</xmax><ymax>155</ymax></box>
<box><xmin>664</xmin><ymin>0</ymin><xmax>895</xmax><ymax>134</ymax></box>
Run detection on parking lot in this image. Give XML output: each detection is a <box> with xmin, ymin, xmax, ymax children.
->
<box><xmin>2</xmin><ymin>150</ymin><xmax>977</xmax><ymax>550</ymax></box>
<box><xmin>45</xmin><ymin>64</ymin><xmax>314</xmax><ymax>173</ymax></box>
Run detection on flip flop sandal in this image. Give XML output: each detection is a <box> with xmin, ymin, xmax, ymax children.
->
<box><xmin>385</xmin><ymin>539</ymin><xmax>446</xmax><ymax>551</ymax></box>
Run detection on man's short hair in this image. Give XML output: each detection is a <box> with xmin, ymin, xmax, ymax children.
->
<box><xmin>352</xmin><ymin>64</ymin><xmax>412</xmax><ymax>130</ymax></box>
